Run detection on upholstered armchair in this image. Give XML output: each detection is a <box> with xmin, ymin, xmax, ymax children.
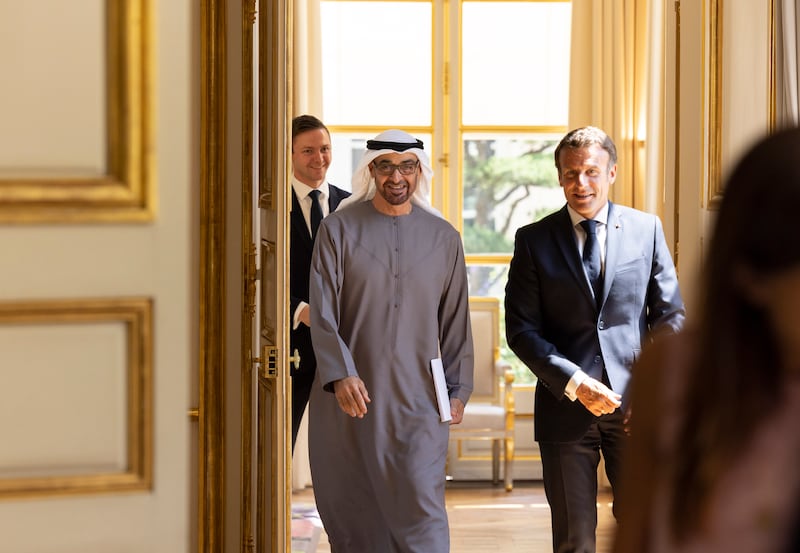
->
<box><xmin>449</xmin><ymin>297</ymin><xmax>515</xmax><ymax>491</ymax></box>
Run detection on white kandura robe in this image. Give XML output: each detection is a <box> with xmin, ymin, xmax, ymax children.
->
<box><xmin>309</xmin><ymin>201</ymin><xmax>474</xmax><ymax>553</ymax></box>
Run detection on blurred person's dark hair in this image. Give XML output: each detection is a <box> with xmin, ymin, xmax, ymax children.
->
<box><xmin>672</xmin><ymin>126</ymin><xmax>800</xmax><ymax>540</ymax></box>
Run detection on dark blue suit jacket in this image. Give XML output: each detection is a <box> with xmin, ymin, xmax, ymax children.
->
<box><xmin>505</xmin><ymin>202</ymin><xmax>685</xmax><ymax>442</ymax></box>
<box><xmin>290</xmin><ymin>185</ymin><xmax>350</xmax><ymax>377</ymax></box>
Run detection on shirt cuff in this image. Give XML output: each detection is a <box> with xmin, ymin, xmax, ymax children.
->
<box><xmin>564</xmin><ymin>370</ymin><xmax>589</xmax><ymax>401</ymax></box>
<box><xmin>293</xmin><ymin>301</ymin><xmax>309</xmax><ymax>330</ymax></box>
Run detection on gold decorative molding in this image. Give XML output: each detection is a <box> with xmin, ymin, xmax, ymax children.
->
<box><xmin>768</xmin><ymin>0</ymin><xmax>777</xmax><ymax>131</ymax></box>
<box><xmin>199</xmin><ymin>0</ymin><xmax>226</xmax><ymax>551</ymax></box>
<box><xmin>0</xmin><ymin>297</ymin><xmax>152</xmax><ymax>498</ymax></box>
<box><xmin>0</xmin><ymin>0</ymin><xmax>156</xmax><ymax>223</ymax></box>
<box><xmin>673</xmin><ymin>0</ymin><xmax>682</xmax><ymax>269</ymax></box>
<box><xmin>241</xmin><ymin>0</ymin><xmax>256</xmax><ymax>551</ymax></box>
<box><xmin>258</xmin><ymin>0</ymin><xmax>290</xmax><ymax>214</ymax></box>
<box><xmin>260</xmin><ymin>239</ymin><xmax>277</xmax><ymax>345</ymax></box>
<box><xmin>707</xmin><ymin>0</ymin><xmax>724</xmax><ymax>210</ymax></box>
<box><xmin>259</xmin><ymin>0</ymin><xmax>292</xmax><ymax>549</ymax></box>
<box><xmin>245</xmin><ymin>0</ymin><xmax>257</xmax><ymax>25</ymax></box>
<box><xmin>706</xmin><ymin>0</ymin><xmax>776</xmax><ymax>211</ymax></box>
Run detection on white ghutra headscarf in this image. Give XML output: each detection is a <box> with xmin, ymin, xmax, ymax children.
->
<box><xmin>336</xmin><ymin>129</ymin><xmax>441</xmax><ymax>216</ymax></box>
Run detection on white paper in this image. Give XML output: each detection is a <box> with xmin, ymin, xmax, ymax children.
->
<box><xmin>430</xmin><ymin>358</ymin><xmax>452</xmax><ymax>422</ymax></box>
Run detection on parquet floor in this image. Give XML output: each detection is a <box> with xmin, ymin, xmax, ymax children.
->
<box><xmin>292</xmin><ymin>480</ymin><xmax>617</xmax><ymax>552</ymax></box>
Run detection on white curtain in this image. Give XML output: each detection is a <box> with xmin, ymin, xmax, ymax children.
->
<box><xmin>777</xmin><ymin>0</ymin><xmax>800</xmax><ymax>127</ymax></box>
<box><xmin>292</xmin><ymin>0</ymin><xmax>324</xmax><ymax>116</ymax></box>
<box><xmin>568</xmin><ymin>0</ymin><xmax>652</xmax><ymax>212</ymax></box>
<box><xmin>644</xmin><ymin>0</ymin><xmax>665</xmax><ymax>217</ymax></box>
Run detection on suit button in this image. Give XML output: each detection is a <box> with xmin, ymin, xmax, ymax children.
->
<box><xmin>598</xmin><ymin>320</ymin><xmax>605</xmax><ymax>330</ymax></box>
<box><xmin>594</xmin><ymin>355</ymin><xmax>601</xmax><ymax>364</ymax></box>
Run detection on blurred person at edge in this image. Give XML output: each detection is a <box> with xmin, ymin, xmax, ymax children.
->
<box><xmin>614</xmin><ymin>127</ymin><xmax>800</xmax><ymax>553</ymax></box>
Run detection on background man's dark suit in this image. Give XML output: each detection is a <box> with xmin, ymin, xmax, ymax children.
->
<box><xmin>505</xmin><ymin>202</ymin><xmax>685</xmax><ymax>551</ymax></box>
<box><xmin>290</xmin><ymin>185</ymin><xmax>350</xmax><ymax>447</ymax></box>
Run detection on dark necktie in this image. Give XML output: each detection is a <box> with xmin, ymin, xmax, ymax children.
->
<box><xmin>580</xmin><ymin>219</ymin><xmax>603</xmax><ymax>306</ymax></box>
<box><xmin>309</xmin><ymin>189</ymin><xmax>323</xmax><ymax>239</ymax></box>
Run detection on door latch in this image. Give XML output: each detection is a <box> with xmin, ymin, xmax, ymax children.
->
<box><xmin>256</xmin><ymin>346</ymin><xmax>278</xmax><ymax>379</ymax></box>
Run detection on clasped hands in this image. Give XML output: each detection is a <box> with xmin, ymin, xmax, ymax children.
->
<box><xmin>576</xmin><ymin>377</ymin><xmax>621</xmax><ymax>417</ymax></box>
<box><xmin>333</xmin><ymin>375</ymin><xmax>465</xmax><ymax>424</ymax></box>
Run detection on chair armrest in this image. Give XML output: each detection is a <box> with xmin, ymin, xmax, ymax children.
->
<box><xmin>496</xmin><ymin>362</ymin><xmax>515</xmax><ymax>429</ymax></box>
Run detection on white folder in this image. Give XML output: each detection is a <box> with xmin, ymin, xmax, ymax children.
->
<box><xmin>430</xmin><ymin>358</ymin><xmax>452</xmax><ymax>422</ymax></box>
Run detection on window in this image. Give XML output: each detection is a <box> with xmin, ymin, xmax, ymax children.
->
<box><xmin>321</xmin><ymin>0</ymin><xmax>571</xmax><ymax>382</ymax></box>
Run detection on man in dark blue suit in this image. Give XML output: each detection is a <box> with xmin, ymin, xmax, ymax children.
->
<box><xmin>505</xmin><ymin>127</ymin><xmax>685</xmax><ymax>552</ymax></box>
<box><xmin>290</xmin><ymin>115</ymin><xmax>350</xmax><ymax>449</ymax></box>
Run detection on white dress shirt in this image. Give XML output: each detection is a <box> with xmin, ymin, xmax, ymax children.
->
<box><xmin>291</xmin><ymin>177</ymin><xmax>331</xmax><ymax>329</ymax></box>
<box><xmin>291</xmin><ymin>177</ymin><xmax>331</xmax><ymax>235</ymax></box>
<box><xmin>564</xmin><ymin>203</ymin><xmax>609</xmax><ymax>401</ymax></box>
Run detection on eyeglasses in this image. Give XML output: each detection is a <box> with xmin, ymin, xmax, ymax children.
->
<box><xmin>371</xmin><ymin>160</ymin><xmax>419</xmax><ymax>176</ymax></box>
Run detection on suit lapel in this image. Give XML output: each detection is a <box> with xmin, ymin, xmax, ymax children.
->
<box><xmin>328</xmin><ymin>185</ymin><xmax>347</xmax><ymax>212</ymax></box>
<box><xmin>294</xmin><ymin>184</ymin><xmax>349</xmax><ymax>246</ymax></box>
<box><xmin>602</xmin><ymin>202</ymin><xmax>622</xmax><ymax>305</ymax></box>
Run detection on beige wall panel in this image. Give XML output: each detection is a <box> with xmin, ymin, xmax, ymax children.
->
<box><xmin>718</xmin><ymin>1</ymin><xmax>772</xmax><ymax>184</ymax></box>
<box><xmin>0</xmin><ymin>1</ymin><xmax>195</xmax><ymax>551</ymax></box>
<box><xmin>672</xmin><ymin>2</ymin><xmax>773</xmax><ymax>312</ymax></box>
<box><xmin>0</xmin><ymin>323</ymin><xmax>127</xmax><ymax>475</ymax></box>
<box><xmin>0</xmin><ymin>0</ymin><xmax>105</xmax><ymax>172</ymax></box>
<box><xmin>673</xmin><ymin>0</ymin><xmax>707</xmax><ymax>312</ymax></box>
<box><xmin>0</xmin><ymin>0</ymin><xmax>156</xmax><ymax>222</ymax></box>
<box><xmin>2</xmin><ymin>226</ymin><xmax>180</xmax><ymax>298</ymax></box>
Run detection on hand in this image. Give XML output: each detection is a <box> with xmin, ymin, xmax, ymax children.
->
<box><xmin>623</xmin><ymin>404</ymin><xmax>632</xmax><ymax>435</ymax></box>
<box><xmin>449</xmin><ymin>398</ymin><xmax>465</xmax><ymax>425</ymax></box>
<box><xmin>576</xmin><ymin>378</ymin><xmax>622</xmax><ymax>417</ymax></box>
<box><xmin>333</xmin><ymin>376</ymin><xmax>371</xmax><ymax>418</ymax></box>
<box><xmin>299</xmin><ymin>305</ymin><xmax>311</xmax><ymax>327</ymax></box>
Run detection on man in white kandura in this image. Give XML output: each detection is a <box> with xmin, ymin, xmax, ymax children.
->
<box><xmin>309</xmin><ymin>129</ymin><xmax>474</xmax><ymax>553</ymax></box>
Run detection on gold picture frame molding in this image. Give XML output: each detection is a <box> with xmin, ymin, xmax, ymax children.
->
<box><xmin>706</xmin><ymin>0</ymin><xmax>777</xmax><ymax>210</ymax></box>
<box><xmin>0</xmin><ymin>0</ymin><xmax>155</xmax><ymax>223</ymax></box>
<box><xmin>0</xmin><ymin>297</ymin><xmax>153</xmax><ymax>498</ymax></box>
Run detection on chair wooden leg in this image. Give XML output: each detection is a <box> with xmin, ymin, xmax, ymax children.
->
<box><xmin>504</xmin><ymin>436</ymin><xmax>514</xmax><ymax>492</ymax></box>
<box><xmin>492</xmin><ymin>439</ymin><xmax>500</xmax><ymax>485</ymax></box>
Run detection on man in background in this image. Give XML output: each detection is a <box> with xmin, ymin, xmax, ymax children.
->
<box><xmin>289</xmin><ymin>114</ymin><xmax>350</xmax><ymax>449</ymax></box>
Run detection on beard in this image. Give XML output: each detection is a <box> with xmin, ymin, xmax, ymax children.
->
<box><xmin>376</xmin><ymin>180</ymin><xmax>414</xmax><ymax>206</ymax></box>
